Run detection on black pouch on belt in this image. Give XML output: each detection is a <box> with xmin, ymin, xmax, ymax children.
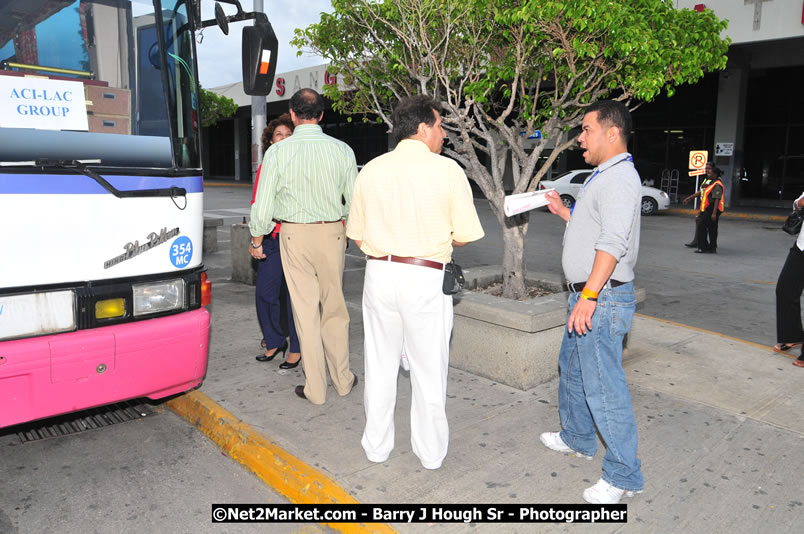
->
<box><xmin>782</xmin><ymin>210</ymin><xmax>803</xmax><ymax>235</ymax></box>
<box><xmin>442</xmin><ymin>260</ymin><xmax>465</xmax><ymax>295</ymax></box>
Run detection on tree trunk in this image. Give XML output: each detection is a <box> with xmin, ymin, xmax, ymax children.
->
<box><xmin>500</xmin><ymin>215</ymin><xmax>529</xmax><ymax>300</ymax></box>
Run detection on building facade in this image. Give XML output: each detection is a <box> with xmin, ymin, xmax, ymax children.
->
<box><xmin>642</xmin><ymin>0</ymin><xmax>803</xmax><ymax>206</ymax></box>
<box><xmin>209</xmin><ymin>1</ymin><xmax>804</xmax><ymax>207</ymax></box>
<box><xmin>204</xmin><ymin>63</ymin><xmax>388</xmax><ymax>181</ymax></box>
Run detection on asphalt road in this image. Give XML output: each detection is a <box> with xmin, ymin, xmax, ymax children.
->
<box><xmin>0</xmin><ymin>407</ymin><xmax>328</xmax><ymax>534</ymax></box>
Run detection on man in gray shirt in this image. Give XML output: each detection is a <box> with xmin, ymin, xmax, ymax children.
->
<box><xmin>541</xmin><ymin>100</ymin><xmax>644</xmax><ymax>504</ymax></box>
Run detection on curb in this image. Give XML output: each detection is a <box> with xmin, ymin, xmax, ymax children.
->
<box><xmin>637</xmin><ymin>313</ymin><xmax>803</xmax><ymax>361</ymax></box>
<box><xmin>167</xmin><ymin>390</ymin><xmax>396</xmax><ymax>534</ymax></box>
<box><xmin>666</xmin><ymin>207</ymin><xmax>786</xmax><ymax>222</ymax></box>
<box><xmin>636</xmin><ymin>313</ymin><xmax>776</xmax><ymax>352</ymax></box>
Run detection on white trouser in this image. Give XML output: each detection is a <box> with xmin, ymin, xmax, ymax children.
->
<box><xmin>361</xmin><ymin>258</ymin><xmax>453</xmax><ymax>469</ymax></box>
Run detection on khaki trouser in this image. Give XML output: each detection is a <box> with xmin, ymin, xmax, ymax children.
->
<box><xmin>279</xmin><ymin>222</ymin><xmax>353</xmax><ymax>404</ymax></box>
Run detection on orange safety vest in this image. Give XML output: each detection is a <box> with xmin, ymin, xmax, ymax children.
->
<box><xmin>700</xmin><ymin>179</ymin><xmax>724</xmax><ymax>212</ymax></box>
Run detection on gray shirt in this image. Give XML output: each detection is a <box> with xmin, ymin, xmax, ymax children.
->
<box><xmin>562</xmin><ymin>153</ymin><xmax>641</xmax><ymax>284</ymax></box>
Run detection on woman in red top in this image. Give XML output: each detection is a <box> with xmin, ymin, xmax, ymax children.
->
<box><xmin>253</xmin><ymin>114</ymin><xmax>301</xmax><ymax>368</ymax></box>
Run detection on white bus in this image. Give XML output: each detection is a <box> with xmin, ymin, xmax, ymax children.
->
<box><xmin>0</xmin><ymin>0</ymin><xmax>277</xmax><ymax>428</ymax></box>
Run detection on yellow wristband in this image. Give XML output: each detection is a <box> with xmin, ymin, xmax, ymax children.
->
<box><xmin>581</xmin><ymin>288</ymin><xmax>598</xmax><ymax>301</ymax></box>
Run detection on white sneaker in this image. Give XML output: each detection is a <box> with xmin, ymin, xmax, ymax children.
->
<box><xmin>539</xmin><ymin>432</ymin><xmax>593</xmax><ymax>460</ymax></box>
<box><xmin>582</xmin><ymin>478</ymin><xmax>643</xmax><ymax>504</ymax></box>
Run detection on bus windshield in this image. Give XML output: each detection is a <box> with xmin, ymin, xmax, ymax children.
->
<box><xmin>0</xmin><ymin>0</ymin><xmax>200</xmax><ymax>170</ymax></box>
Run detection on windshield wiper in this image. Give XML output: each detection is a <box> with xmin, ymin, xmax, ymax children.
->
<box><xmin>34</xmin><ymin>159</ymin><xmax>187</xmax><ymax>199</ymax></box>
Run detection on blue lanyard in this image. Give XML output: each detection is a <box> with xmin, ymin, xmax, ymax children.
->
<box><xmin>570</xmin><ymin>155</ymin><xmax>634</xmax><ymax>214</ymax></box>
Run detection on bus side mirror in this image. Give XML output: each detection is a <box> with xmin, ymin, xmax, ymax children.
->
<box><xmin>242</xmin><ymin>21</ymin><xmax>278</xmax><ymax>96</ymax></box>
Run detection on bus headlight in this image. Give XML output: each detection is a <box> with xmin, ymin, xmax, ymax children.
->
<box><xmin>0</xmin><ymin>290</ymin><xmax>75</xmax><ymax>341</ymax></box>
<box><xmin>132</xmin><ymin>280</ymin><xmax>185</xmax><ymax>317</ymax></box>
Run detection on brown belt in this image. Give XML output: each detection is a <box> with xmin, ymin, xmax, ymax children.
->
<box><xmin>367</xmin><ymin>255</ymin><xmax>444</xmax><ymax>270</ymax></box>
<box><xmin>276</xmin><ymin>219</ymin><xmax>342</xmax><ymax>224</ymax></box>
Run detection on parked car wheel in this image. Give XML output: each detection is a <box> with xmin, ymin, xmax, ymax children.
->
<box><xmin>560</xmin><ymin>194</ymin><xmax>575</xmax><ymax>209</ymax></box>
<box><xmin>641</xmin><ymin>197</ymin><xmax>658</xmax><ymax>216</ymax></box>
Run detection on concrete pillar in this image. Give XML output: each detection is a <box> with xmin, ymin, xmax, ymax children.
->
<box><xmin>233</xmin><ymin>116</ymin><xmax>241</xmax><ymax>181</ymax></box>
<box><xmin>713</xmin><ymin>52</ymin><xmax>750</xmax><ymax>207</ymax></box>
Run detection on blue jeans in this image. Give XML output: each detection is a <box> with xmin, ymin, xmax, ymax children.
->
<box><xmin>558</xmin><ymin>282</ymin><xmax>644</xmax><ymax>492</ymax></box>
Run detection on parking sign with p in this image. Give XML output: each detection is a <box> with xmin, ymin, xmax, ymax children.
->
<box><xmin>689</xmin><ymin>150</ymin><xmax>708</xmax><ymax>176</ymax></box>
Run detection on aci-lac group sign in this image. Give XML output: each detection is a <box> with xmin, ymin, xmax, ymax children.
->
<box><xmin>0</xmin><ymin>76</ymin><xmax>88</xmax><ymax>131</ymax></box>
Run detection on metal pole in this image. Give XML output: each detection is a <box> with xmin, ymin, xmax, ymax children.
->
<box><xmin>250</xmin><ymin>0</ymin><xmax>266</xmax><ymax>181</ymax></box>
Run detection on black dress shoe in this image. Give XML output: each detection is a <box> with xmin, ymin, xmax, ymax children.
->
<box><xmin>256</xmin><ymin>340</ymin><xmax>288</xmax><ymax>362</ymax></box>
<box><xmin>684</xmin><ymin>242</ymin><xmax>697</xmax><ymax>248</ymax></box>
<box><xmin>694</xmin><ymin>248</ymin><xmax>714</xmax><ymax>254</ymax></box>
<box><xmin>294</xmin><ymin>385</ymin><xmax>306</xmax><ymax>399</ymax></box>
<box><xmin>279</xmin><ymin>355</ymin><xmax>301</xmax><ymax>369</ymax></box>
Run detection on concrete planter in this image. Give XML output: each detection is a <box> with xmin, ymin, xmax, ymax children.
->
<box><xmin>230</xmin><ymin>223</ymin><xmax>257</xmax><ymax>285</ymax></box>
<box><xmin>203</xmin><ymin>217</ymin><xmax>223</xmax><ymax>254</ymax></box>
<box><xmin>450</xmin><ymin>266</ymin><xmax>645</xmax><ymax>391</ymax></box>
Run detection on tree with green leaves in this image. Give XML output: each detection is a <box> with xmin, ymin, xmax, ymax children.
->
<box><xmin>199</xmin><ymin>87</ymin><xmax>238</xmax><ymax>128</ymax></box>
<box><xmin>293</xmin><ymin>0</ymin><xmax>729</xmax><ymax>299</ymax></box>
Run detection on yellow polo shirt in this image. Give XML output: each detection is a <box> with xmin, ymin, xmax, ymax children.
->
<box><xmin>346</xmin><ymin>139</ymin><xmax>484</xmax><ymax>263</ymax></box>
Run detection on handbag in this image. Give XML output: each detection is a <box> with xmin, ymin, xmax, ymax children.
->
<box><xmin>782</xmin><ymin>210</ymin><xmax>803</xmax><ymax>235</ymax></box>
<box><xmin>442</xmin><ymin>260</ymin><xmax>465</xmax><ymax>295</ymax></box>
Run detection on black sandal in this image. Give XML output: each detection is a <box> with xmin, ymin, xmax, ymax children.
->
<box><xmin>773</xmin><ymin>342</ymin><xmax>802</xmax><ymax>353</ymax></box>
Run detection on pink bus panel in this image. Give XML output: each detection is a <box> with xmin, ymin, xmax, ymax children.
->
<box><xmin>0</xmin><ymin>308</ymin><xmax>210</xmax><ymax>428</ymax></box>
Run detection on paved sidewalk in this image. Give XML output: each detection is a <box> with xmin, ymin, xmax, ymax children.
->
<box><xmin>173</xmin><ymin>264</ymin><xmax>804</xmax><ymax>533</ymax></box>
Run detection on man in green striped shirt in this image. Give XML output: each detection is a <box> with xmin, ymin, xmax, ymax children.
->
<box><xmin>249</xmin><ymin>88</ymin><xmax>359</xmax><ymax>405</ymax></box>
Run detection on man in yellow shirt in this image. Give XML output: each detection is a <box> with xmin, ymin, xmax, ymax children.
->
<box><xmin>346</xmin><ymin>95</ymin><xmax>484</xmax><ymax>470</ymax></box>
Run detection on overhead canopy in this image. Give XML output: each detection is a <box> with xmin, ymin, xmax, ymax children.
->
<box><xmin>0</xmin><ymin>0</ymin><xmax>75</xmax><ymax>50</ymax></box>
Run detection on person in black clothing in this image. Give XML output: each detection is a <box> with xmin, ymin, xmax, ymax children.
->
<box><xmin>682</xmin><ymin>163</ymin><xmax>718</xmax><ymax>248</ymax></box>
<box><xmin>775</xmin><ymin>191</ymin><xmax>804</xmax><ymax>368</ymax></box>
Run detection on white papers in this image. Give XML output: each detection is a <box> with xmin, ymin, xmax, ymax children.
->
<box><xmin>0</xmin><ymin>77</ymin><xmax>88</xmax><ymax>131</ymax></box>
<box><xmin>504</xmin><ymin>188</ymin><xmax>554</xmax><ymax>217</ymax></box>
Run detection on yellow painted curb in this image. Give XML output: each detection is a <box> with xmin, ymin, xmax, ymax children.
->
<box><xmin>167</xmin><ymin>390</ymin><xmax>396</xmax><ymax>534</ymax></box>
<box><xmin>666</xmin><ymin>208</ymin><xmax>786</xmax><ymax>222</ymax></box>
<box><xmin>635</xmin><ymin>313</ymin><xmax>775</xmax><ymax>352</ymax></box>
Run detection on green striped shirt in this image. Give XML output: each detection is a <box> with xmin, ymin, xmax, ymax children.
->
<box><xmin>249</xmin><ymin>124</ymin><xmax>358</xmax><ymax>237</ymax></box>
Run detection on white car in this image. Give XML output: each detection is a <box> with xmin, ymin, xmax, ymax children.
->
<box><xmin>538</xmin><ymin>170</ymin><xmax>671</xmax><ymax>216</ymax></box>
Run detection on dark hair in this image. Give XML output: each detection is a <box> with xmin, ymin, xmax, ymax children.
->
<box><xmin>391</xmin><ymin>95</ymin><xmax>441</xmax><ymax>143</ymax></box>
<box><xmin>705</xmin><ymin>161</ymin><xmax>723</xmax><ymax>177</ymax></box>
<box><xmin>289</xmin><ymin>88</ymin><xmax>324</xmax><ymax>120</ymax></box>
<box><xmin>261</xmin><ymin>113</ymin><xmax>294</xmax><ymax>154</ymax></box>
<box><xmin>586</xmin><ymin>100</ymin><xmax>632</xmax><ymax>143</ymax></box>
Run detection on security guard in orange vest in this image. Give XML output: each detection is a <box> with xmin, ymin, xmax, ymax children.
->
<box><xmin>682</xmin><ymin>165</ymin><xmax>718</xmax><ymax>248</ymax></box>
<box><xmin>693</xmin><ymin>163</ymin><xmax>724</xmax><ymax>253</ymax></box>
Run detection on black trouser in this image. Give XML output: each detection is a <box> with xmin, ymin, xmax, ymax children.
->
<box><xmin>776</xmin><ymin>245</ymin><xmax>804</xmax><ymax>343</ymax></box>
<box><xmin>695</xmin><ymin>206</ymin><xmax>720</xmax><ymax>250</ymax></box>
